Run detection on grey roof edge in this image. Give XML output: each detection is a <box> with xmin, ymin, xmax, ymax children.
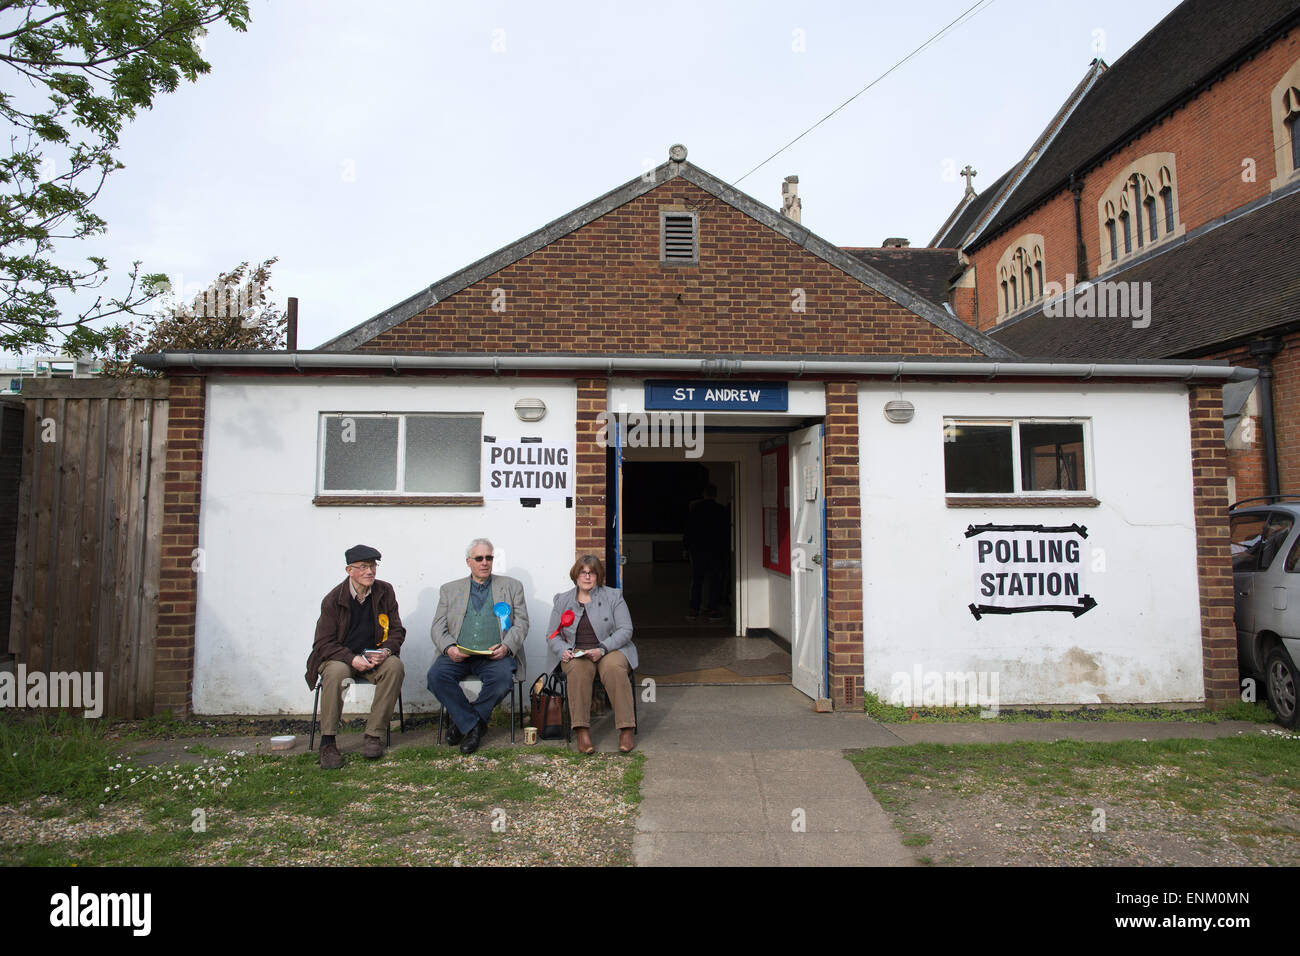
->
<box><xmin>133</xmin><ymin>349</ymin><xmax>1255</xmax><ymax>383</ymax></box>
<box><xmin>317</xmin><ymin>157</ymin><xmax>1017</xmax><ymax>360</ymax></box>
<box><xmin>961</xmin><ymin>60</ymin><xmax>1108</xmax><ymax>251</ymax></box>
<box><xmin>928</xmin><ymin>191</ymin><xmax>977</xmax><ymax>248</ymax></box>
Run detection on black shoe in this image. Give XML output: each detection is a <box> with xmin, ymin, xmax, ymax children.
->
<box><xmin>445</xmin><ymin>722</ymin><xmax>465</xmax><ymax>747</ymax></box>
<box><xmin>459</xmin><ymin>719</ymin><xmax>487</xmax><ymax>755</ymax></box>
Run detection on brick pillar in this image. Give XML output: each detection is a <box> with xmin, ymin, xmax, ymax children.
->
<box><xmin>575</xmin><ymin>378</ymin><xmax>607</xmax><ymax>563</ymax></box>
<box><xmin>1189</xmin><ymin>384</ymin><xmax>1238</xmax><ymax>707</ymax></box>
<box><xmin>156</xmin><ymin>375</ymin><xmax>205</xmax><ymax>716</ymax></box>
<box><xmin>824</xmin><ymin>381</ymin><xmax>864</xmax><ymax>709</ymax></box>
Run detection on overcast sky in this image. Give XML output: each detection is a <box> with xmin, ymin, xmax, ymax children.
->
<box><xmin>36</xmin><ymin>0</ymin><xmax>1186</xmax><ymax>356</ymax></box>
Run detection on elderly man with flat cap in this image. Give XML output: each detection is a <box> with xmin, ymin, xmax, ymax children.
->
<box><xmin>305</xmin><ymin>544</ymin><xmax>406</xmax><ymax>769</ymax></box>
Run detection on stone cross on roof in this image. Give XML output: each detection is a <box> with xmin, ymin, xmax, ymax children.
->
<box><xmin>961</xmin><ymin>165</ymin><xmax>978</xmax><ymax>196</ymax></box>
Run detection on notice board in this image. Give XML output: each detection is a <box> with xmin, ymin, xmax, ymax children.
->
<box><xmin>761</xmin><ymin>440</ymin><xmax>790</xmax><ymax>574</ymax></box>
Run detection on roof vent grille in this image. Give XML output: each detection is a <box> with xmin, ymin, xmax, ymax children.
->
<box><xmin>661</xmin><ymin>212</ymin><xmax>698</xmax><ymax>264</ymax></box>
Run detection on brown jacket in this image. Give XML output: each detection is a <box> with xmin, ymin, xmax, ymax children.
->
<box><xmin>305</xmin><ymin>578</ymin><xmax>406</xmax><ymax>690</ymax></box>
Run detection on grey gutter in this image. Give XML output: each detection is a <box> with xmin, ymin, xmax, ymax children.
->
<box><xmin>135</xmin><ymin>351</ymin><xmax>1257</xmax><ymax>383</ymax></box>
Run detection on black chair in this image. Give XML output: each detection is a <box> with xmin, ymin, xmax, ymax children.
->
<box><xmin>561</xmin><ymin>666</ymin><xmax>638</xmax><ymax>744</ymax></box>
<box><xmin>435</xmin><ymin>672</ymin><xmax>526</xmax><ymax>744</ymax></box>
<box><xmin>309</xmin><ymin>677</ymin><xmax>404</xmax><ymax>752</ymax></box>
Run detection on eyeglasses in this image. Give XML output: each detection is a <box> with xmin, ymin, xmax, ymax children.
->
<box><xmin>471</xmin><ymin>555</ymin><xmax>495</xmax><ymax>563</ymax></box>
<box><xmin>577</xmin><ymin>569</ymin><xmax>596</xmax><ymax>576</ymax></box>
<box><xmin>348</xmin><ymin>562</ymin><xmax>376</xmax><ymax>571</ymax></box>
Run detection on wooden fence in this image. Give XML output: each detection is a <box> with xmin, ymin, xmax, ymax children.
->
<box><xmin>8</xmin><ymin>379</ymin><xmax>168</xmax><ymax>718</ymax></box>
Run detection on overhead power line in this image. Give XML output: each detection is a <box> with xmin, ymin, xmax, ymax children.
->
<box><xmin>734</xmin><ymin>0</ymin><xmax>997</xmax><ymax>187</ymax></box>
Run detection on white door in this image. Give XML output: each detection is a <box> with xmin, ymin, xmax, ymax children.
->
<box><xmin>790</xmin><ymin>424</ymin><xmax>827</xmax><ymax>699</ymax></box>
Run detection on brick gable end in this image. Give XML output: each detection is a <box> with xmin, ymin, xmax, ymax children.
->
<box><xmin>363</xmin><ymin>181</ymin><xmax>981</xmax><ymax>357</ymax></box>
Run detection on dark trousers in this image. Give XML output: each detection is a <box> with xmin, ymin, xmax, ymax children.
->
<box><xmin>689</xmin><ymin>550</ymin><xmax>726</xmax><ymax>615</ymax></box>
<box><xmin>427</xmin><ymin>653</ymin><xmax>517</xmax><ymax>734</ymax></box>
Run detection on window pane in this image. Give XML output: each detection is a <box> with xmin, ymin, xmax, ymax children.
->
<box><xmin>1230</xmin><ymin>514</ymin><xmax>1268</xmax><ymax>572</ymax></box>
<box><xmin>1019</xmin><ymin>423</ymin><xmax>1086</xmax><ymax>491</ymax></box>
<box><xmin>405</xmin><ymin>415</ymin><xmax>481</xmax><ymax>492</ymax></box>
<box><xmin>323</xmin><ymin>416</ymin><xmax>398</xmax><ymax>491</ymax></box>
<box><xmin>1259</xmin><ymin>514</ymin><xmax>1295</xmax><ymax>571</ymax></box>
<box><xmin>944</xmin><ymin>424</ymin><xmax>1013</xmax><ymax>493</ymax></box>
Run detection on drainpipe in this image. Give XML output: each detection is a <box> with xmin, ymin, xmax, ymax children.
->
<box><xmin>1070</xmin><ymin>174</ymin><xmax>1089</xmax><ymax>281</ymax></box>
<box><xmin>1248</xmin><ymin>337</ymin><xmax>1282</xmax><ymax>496</ymax></box>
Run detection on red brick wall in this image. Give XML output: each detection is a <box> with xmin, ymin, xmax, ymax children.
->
<box><xmin>1272</xmin><ymin>332</ymin><xmax>1300</xmax><ymax>492</ymax></box>
<box><xmin>364</xmin><ymin>180</ymin><xmax>981</xmax><ymax>358</ymax></box>
<box><xmin>824</xmin><ymin>382</ymin><xmax>863</xmax><ymax>708</ymax></box>
<box><xmin>157</xmin><ymin>376</ymin><xmax>204</xmax><ymax>716</ymax></box>
<box><xmin>1198</xmin><ymin>330</ymin><xmax>1300</xmax><ymax>501</ymax></box>
<box><xmin>968</xmin><ymin>29</ymin><xmax>1300</xmax><ymax>330</ymax></box>
<box><xmin>575</xmin><ymin>378</ymin><xmax>607</xmax><ymax>562</ymax></box>
<box><xmin>1188</xmin><ymin>384</ymin><xmax>1238</xmax><ymax>706</ymax></box>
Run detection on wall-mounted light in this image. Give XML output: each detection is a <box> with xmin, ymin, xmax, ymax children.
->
<box><xmin>884</xmin><ymin>400</ymin><xmax>914</xmax><ymax>424</ymax></box>
<box><xmin>515</xmin><ymin>398</ymin><xmax>547</xmax><ymax>422</ymax></box>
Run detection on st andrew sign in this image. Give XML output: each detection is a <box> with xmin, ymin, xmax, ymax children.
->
<box><xmin>966</xmin><ymin>523</ymin><xmax>1097</xmax><ymax>620</ymax></box>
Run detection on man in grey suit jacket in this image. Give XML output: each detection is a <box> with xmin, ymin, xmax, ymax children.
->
<box><xmin>428</xmin><ymin>538</ymin><xmax>529</xmax><ymax>754</ymax></box>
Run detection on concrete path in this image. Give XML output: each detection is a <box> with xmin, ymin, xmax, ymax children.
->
<box><xmin>574</xmin><ymin>684</ymin><xmax>1262</xmax><ymax>867</ymax></box>
<box><xmin>596</xmin><ymin>684</ymin><xmax>913</xmax><ymax>866</ymax></box>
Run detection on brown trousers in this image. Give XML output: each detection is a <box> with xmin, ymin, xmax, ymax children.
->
<box><xmin>318</xmin><ymin>655</ymin><xmax>405</xmax><ymax>737</ymax></box>
<box><xmin>561</xmin><ymin>650</ymin><xmax>635</xmax><ymax>729</ymax></box>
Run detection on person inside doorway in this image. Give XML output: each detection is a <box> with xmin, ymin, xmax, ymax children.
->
<box><xmin>683</xmin><ymin>484</ymin><xmax>729</xmax><ymax>622</ymax></box>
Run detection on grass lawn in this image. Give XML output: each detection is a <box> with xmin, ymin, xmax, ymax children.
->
<box><xmin>1</xmin><ymin>713</ymin><xmax>643</xmax><ymax>866</ymax></box>
<box><xmin>863</xmin><ymin>692</ymin><xmax>1277</xmax><ymax>724</ymax></box>
<box><xmin>848</xmin><ymin>732</ymin><xmax>1300</xmax><ymax>866</ymax></box>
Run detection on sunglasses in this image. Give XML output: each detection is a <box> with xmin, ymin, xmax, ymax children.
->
<box><xmin>471</xmin><ymin>555</ymin><xmax>495</xmax><ymax>563</ymax></box>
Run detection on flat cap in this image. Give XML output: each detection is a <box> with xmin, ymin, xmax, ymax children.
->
<box><xmin>345</xmin><ymin>544</ymin><xmax>382</xmax><ymax>564</ymax></box>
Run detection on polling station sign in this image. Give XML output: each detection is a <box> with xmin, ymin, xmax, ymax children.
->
<box><xmin>482</xmin><ymin>440</ymin><xmax>573</xmax><ymax>501</ymax></box>
<box><xmin>966</xmin><ymin>523</ymin><xmax>1097</xmax><ymax>620</ymax></box>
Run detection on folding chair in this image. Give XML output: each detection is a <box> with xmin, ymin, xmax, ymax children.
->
<box><xmin>309</xmin><ymin>676</ymin><xmax>404</xmax><ymax>752</ymax></box>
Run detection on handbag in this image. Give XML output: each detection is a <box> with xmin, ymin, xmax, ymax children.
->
<box><xmin>530</xmin><ymin>666</ymin><xmax>566</xmax><ymax>740</ymax></box>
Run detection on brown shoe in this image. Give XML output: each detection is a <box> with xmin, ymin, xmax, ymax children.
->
<box><xmin>619</xmin><ymin>728</ymin><xmax>636</xmax><ymax>753</ymax></box>
<box><xmin>319</xmin><ymin>741</ymin><xmax>343</xmax><ymax>769</ymax></box>
<box><xmin>362</xmin><ymin>734</ymin><xmax>384</xmax><ymax>759</ymax></box>
<box><xmin>575</xmin><ymin>727</ymin><xmax>595</xmax><ymax>754</ymax></box>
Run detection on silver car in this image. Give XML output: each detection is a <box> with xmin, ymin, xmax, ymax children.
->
<box><xmin>1229</xmin><ymin>497</ymin><xmax>1300</xmax><ymax>728</ymax></box>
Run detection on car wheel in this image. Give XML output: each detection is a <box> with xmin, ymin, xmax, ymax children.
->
<box><xmin>1264</xmin><ymin>647</ymin><xmax>1299</xmax><ymax>729</ymax></box>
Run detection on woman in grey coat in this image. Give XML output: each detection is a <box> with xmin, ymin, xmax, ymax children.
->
<box><xmin>545</xmin><ymin>554</ymin><xmax>638</xmax><ymax>753</ymax></box>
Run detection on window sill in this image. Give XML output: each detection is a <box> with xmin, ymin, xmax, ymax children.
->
<box><xmin>946</xmin><ymin>495</ymin><xmax>1100</xmax><ymax>508</ymax></box>
<box><xmin>313</xmin><ymin>495</ymin><xmax>484</xmax><ymax>507</ymax></box>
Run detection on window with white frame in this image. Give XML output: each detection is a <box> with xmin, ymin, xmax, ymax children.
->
<box><xmin>318</xmin><ymin>412</ymin><xmax>482</xmax><ymax>495</ymax></box>
<box><xmin>943</xmin><ymin>418</ymin><xmax>1089</xmax><ymax>495</ymax></box>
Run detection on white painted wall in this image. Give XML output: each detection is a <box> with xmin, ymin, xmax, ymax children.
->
<box><xmin>193</xmin><ymin>377</ymin><xmax>576</xmax><ymax>714</ymax></box>
<box><xmin>766</xmin><ymin>569</ymin><xmax>791</xmax><ymax>641</ymax></box>
<box><xmin>858</xmin><ymin>382</ymin><xmax>1205</xmax><ymax>705</ymax></box>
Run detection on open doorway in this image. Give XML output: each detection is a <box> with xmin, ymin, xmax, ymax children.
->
<box><xmin>616</xmin><ymin>455</ymin><xmax>792</xmax><ymax>685</ymax></box>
